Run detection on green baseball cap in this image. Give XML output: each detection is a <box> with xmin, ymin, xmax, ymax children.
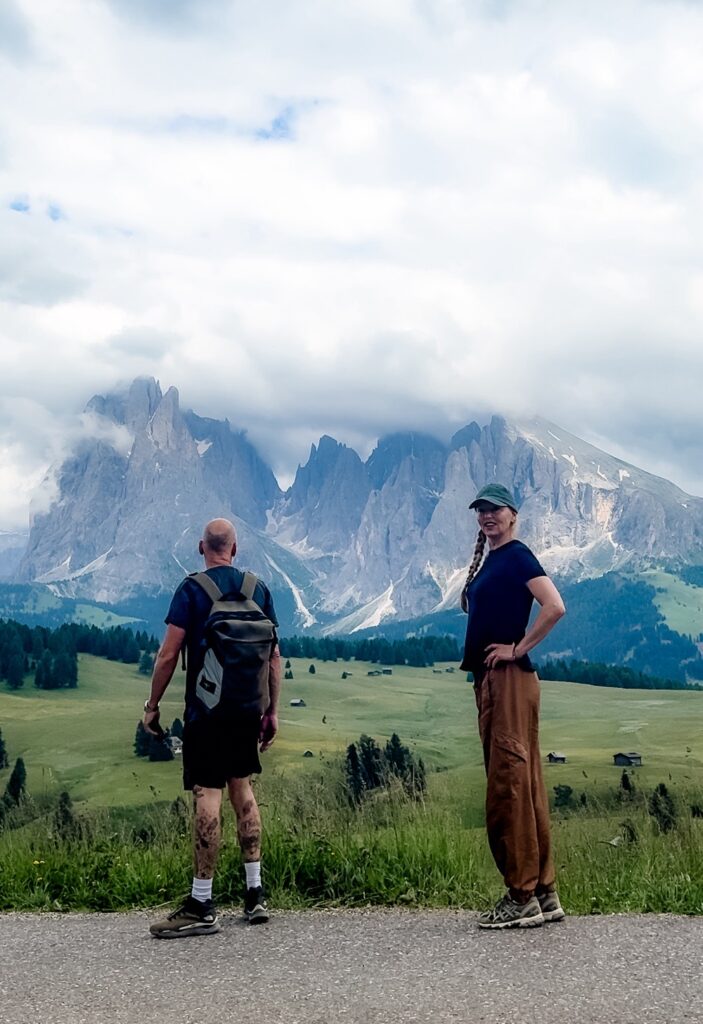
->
<box><xmin>469</xmin><ymin>483</ymin><xmax>518</xmax><ymax>512</ymax></box>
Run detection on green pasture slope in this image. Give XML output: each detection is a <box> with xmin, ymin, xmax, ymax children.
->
<box><xmin>644</xmin><ymin>569</ymin><xmax>703</xmax><ymax>639</ymax></box>
<box><xmin>0</xmin><ymin>654</ymin><xmax>702</xmax><ymax>810</ymax></box>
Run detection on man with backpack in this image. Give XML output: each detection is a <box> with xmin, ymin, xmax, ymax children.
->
<box><xmin>143</xmin><ymin>518</ymin><xmax>281</xmax><ymax>938</ymax></box>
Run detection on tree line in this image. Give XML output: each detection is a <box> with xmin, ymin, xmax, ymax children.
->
<box><xmin>280</xmin><ymin>634</ymin><xmax>460</xmax><ymax>667</ymax></box>
<box><xmin>0</xmin><ymin>618</ymin><xmax>159</xmax><ymax>691</ymax></box>
<box><xmin>537</xmin><ymin>656</ymin><xmax>703</xmax><ymax>691</ymax></box>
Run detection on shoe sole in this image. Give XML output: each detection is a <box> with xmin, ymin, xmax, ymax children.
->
<box><xmin>151</xmin><ymin>923</ymin><xmax>221</xmax><ymax>939</ymax></box>
<box><xmin>245</xmin><ymin>907</ymin><xmax>270</xmax><ymax>925</ymax></box>
<box><xmin>478</xmin><ymin>914</ymin><xmax>544</xmax><ymax>929</ymax></box>
<box><xmin>541</xmin><ymin>908</ymin><xmax>566</xmax><ymax>922</ymax></box>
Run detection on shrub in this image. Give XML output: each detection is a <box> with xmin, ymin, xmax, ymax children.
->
<box><xmin>648</xmin><ymin>782</ymin><xmax>677</xmax><ymax>833</ymax></box>
<box><xmin>553</xmin><ymin>784</ymin><xmax>574</xmax><ymax>809</ymax></box>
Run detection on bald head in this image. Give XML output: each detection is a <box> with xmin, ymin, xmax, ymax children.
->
<box><xmin>199</xmin><ymin>518</ymin><xmax>237</xmax><ymax>565</ymax></box>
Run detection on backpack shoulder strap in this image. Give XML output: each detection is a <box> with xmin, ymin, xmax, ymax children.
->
<box><xmin>240</xmin><ymin>571</ymin><xmax>258</xmax><ymax>601</ymax></box>
<box><xmin>189</xmin><ymin>571</ymin><xmax>223</xmax><ymax>605</ymax></box>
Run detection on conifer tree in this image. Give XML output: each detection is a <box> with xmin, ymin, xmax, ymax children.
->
<box><xmin>0</xmin><ymin>727</ymin><xmax>8</xmax><ymax>769</ymax></box>
<box><xmin>122</xmin><ymin>635</ymin><xmax>141</xmax><ymax>664</ymax></box>
<box><xmin>648</xmin><ymin>782</ymin><xmax>677</xmax><ymax>833</ymax></box>
<box><xmin>53</xmin><ymin>651</ymin><xmax>77</xmax><ymax>689</ymax></box>
<box><xmin>4</xmin><ymin>757</ymin><xmax>27</xmax><ymax>805</ymax></box>
<box><xmin>384</xmin><ymin>733</ymin><xmax>409</xmax><ymax>778</ymax></box>
<box><xmin>134</xmin><ymin>721</ymin><xmax>151</xmax><ymax>757</ymax></box>
<box><xmin>54</xmin><ymin>790</ymin><xmax>78</xmax><ymax>840</ymax></box>
<box><xmin>415</xmin><ymin>757</ymin><xmax>427</xmax><ymax>796</ymax></box>
<box><xmin>34</xmin><ymin>650</ymin><xmax>49</xmax><ymax>689</ymax></box>
<box><xmin>619</xmin><ymin>769</ymin><xmax>636</xmax><ymax>798</ymax></box>
<box><xmin>31</xmin><ymin>632</ymin><xmax>45</xmax><ymax>663</ymax></box>
<box><xmin>138</xmin><ymin>651</ymin><xmax>154</xmax><ymax>675</ymax></box>
<box><xmin>357</xmin><ymin>734</ymin><xmax>383</xmax><ymax>790</ymax></box>
<box><xmin>345</xmin><ymin>742</ymin><xmax>364</xmax><ymax>804</ymax></box>
<box><xmin>6</xmin><ymin>654</ymin><xmax>24</xmax><ymax>690</ymax></box>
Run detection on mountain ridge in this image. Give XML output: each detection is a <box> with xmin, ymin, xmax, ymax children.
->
<box><xmin>12</xmin><ymin>378</ymin><xmax>703</xmax><ymax>645</ymax></box>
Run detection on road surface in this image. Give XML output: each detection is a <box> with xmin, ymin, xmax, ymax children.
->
<box><xmin>2</xmin><ymin>909</ymin><xmax>702</xmax><ymax>1023</ymax></box>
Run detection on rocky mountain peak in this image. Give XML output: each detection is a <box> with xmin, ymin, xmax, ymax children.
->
<box><xmin>125</xmin><ymin>377</ymin><xmax>162</xmax><ymax>432</ymax></box>
<box><xmin>365</xmin><ymin>432</ymin><xmax>447</xmax><ymax>491</ymax></box>
<box><xmin>271</xmin><ymin>434</ymin><xmax>370</xmax><ymax>553</ymax></box>
<box><xmin>450</xmin><ymin>421</ymin><xmax>481</xmax><ymax>451</ymax></box>
<box><xmin>12</xmin><ymin>377</ymin><xmax>703</xmax><ymax>635</ymax></box>
<box><xmin>84</xmin><ymin>376</ymin><xmax>162</xmax><ymax>433</ymax></box>
<box><xmin>146</xmin><ymin>386</ymin><xmax>187</xmax><ymax>451</ymax></box>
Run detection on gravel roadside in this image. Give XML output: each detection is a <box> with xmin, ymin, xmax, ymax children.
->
<box><xmin>2</xmin><ymin>909</ymin><xmax>702</xmax><ymax>1024</ymax></box>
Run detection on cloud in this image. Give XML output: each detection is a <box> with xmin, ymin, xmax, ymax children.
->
<box><xmin>107</xmin><ymin>325</ymin><xmax>181</xmax><ymax>359</ymax></box>
<box><xmin>0</xmin><ymin>398</ymin><xmax>68</xmax><ymax>527</ymax></box>
<box><xmin>104</xmin><ymin>0</ymin><xmax>225</xmax><ymax>31</ymax></box>
<box><xmin>0</xmin><ymin>398</ymin><xmax>136</xmax><ymax>529</ymax></box>
<box><xmin>0</xmin><ymin>1</ymin><xmax>32</xmax><ymax>60</ymax></box>
<box><xmin>0</xmin><ymin>207</ymin><xmax>87</xmax><ymax>306</ymax></box>
<box><xmin>1</xmin><ymin>0</ymin><xmax>703</xmax><ymax>528</ymax></box>
<box><xmin>77</xmin><ymin>411</ymin><xmax>134</xmax><ymax>456</ymax></box>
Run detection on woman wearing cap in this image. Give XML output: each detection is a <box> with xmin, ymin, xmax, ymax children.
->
<box><xmin>460</xmin><ymin>483</ymin><xmax>566</xmax><ymax>929</ymax></box>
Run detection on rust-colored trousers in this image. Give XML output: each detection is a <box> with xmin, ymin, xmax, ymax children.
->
<box><xmin>474</xmin><ymin>663</ymin><xmax>555</xmax><ymax>900</ymax></box>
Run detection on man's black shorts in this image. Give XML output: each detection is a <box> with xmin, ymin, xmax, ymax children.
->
<box><xmin>182</xmin><ymin>710</ymin><xmax>262</xmax><ymax>790</ymax></box>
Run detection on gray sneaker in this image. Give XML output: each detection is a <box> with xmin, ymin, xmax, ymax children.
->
<box><xmin>478</xmin><ymin>894</ymin><xmax>544</xmax><ymax>929</ymax></box>
<box><xmin>149</xmin><ymin>896</ymin><xmax>221</xmax><ymax>939</ymax></box>
<box><xmin>537</xmin><ymin>890</ymin><xmax>566</xmax><ymax>922</ymax></box>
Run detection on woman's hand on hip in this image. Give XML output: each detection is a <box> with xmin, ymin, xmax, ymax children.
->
<box><xmin>484</xmin><ymin>643</ymin><xmax>516</xmax><ymax>669</ymax></box>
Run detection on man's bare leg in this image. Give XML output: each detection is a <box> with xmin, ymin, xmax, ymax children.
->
<box><xmin>148</xmin><ymin>785</ymin><xmax>222</xmax><ymax>937</ymax></box>
<box><xmin>227</xmin><ymin>776</ymin><xmax>261</xmax><ymax>861</ymax></box>
<box><xmin>193</xmin><ymin>785</ymin><xmax>223</xmax><ymax>878</ymax></box>
<box><xmin>227</xmin><ymin>777</ymin><xmax>268</xmax><ymax>922</ymax></box>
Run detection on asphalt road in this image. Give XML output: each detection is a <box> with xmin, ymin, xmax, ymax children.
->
<box><xmin>1</xmin><ymin>909</ymin><xmax>702</xmax><ymax>1024</ymax></box>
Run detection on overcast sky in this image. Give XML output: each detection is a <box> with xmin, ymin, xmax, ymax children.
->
<box><xmin>2</xmin><ymin>0</ymin><xmax>703</xmax><ymax>530</ymax></box>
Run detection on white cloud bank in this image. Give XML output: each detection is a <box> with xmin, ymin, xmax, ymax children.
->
<box><xmin>1</xmin><ymin>0</ymin><xmax>703</xmax><ymax>528</ymax></box>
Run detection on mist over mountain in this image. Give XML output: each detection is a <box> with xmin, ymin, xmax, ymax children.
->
<box><xmin>11</xmin><ymin>378</ymin><xmax>703</xmax><ymax>661</ymax></box>
<box><xmin>0</xmin><ymin>532</ymin><xmax>27</xmax><ymax>580</ymax></box>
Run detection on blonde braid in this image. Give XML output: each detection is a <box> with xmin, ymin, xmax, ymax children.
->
<box><xmin>460</xmin><ymin>530</ymin><xmax>486</xmax><ymax>613</ymax></box>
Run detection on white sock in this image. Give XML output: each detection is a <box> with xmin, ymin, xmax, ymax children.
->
<box><xmin>245</xmin><ymin>861</ymin><xmax>261</xmax><ymax>889</ymax></box>
<box><xmin>191</xmin><ymin>877</ymin><xmax>213</xmax><ymax>903</ymax></box>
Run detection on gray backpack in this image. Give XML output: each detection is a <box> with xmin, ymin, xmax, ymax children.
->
<box><xmin>190</xmin><ymin>571</ymin><xmax>277</xmax><ymax>716</ymax></box>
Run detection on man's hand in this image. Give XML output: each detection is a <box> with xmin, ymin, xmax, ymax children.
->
<box><xmin>143</xmin><ymin>707</ymin><xmax>164</xmax><ymax>738</ymax></box>
<box><xmin>484</xmin><ymin>643</ymin><xmax>517</xmax><ymax>669</ymax></box>
<box><xmin>142</xmin><ymin>624</ymin><xmax>185</xmax><ymax>738</ymax></box>
<box><xmin>259</xmin><ymin>710</ymin><xmax>278</xmax><ymax>752</ymax></box>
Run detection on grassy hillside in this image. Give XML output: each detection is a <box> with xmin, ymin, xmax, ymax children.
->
<box><xmin>0</xmin><ymin>583</ymin><xmax>141</xmax><ymax>629</ymax></box>
<box><xmin>1</xmin><ymin>654</ymin><xmax>702</xmax><ymax>914</ymax></box>
<box><xmin>1</xmin><ymin>654</ymin><xmax>702</xmax><ymax>811</ymax></box>
<box><xmin>644</xmin><ymin>569</ymin><xmax>703</xmax><ymax>638</ymax></box>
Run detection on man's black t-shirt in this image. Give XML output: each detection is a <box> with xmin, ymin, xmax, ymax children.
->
<box><xmin>460</xmin><ymin>540</ymin><xmax>546</xmax><ymax>675</ymax></box>
<box><xmin>165</xmin><ymin>565</ymin><xmax>278</xmax><ymax>714</ymax></box>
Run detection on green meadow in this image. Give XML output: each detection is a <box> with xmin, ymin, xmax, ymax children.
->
<box><xmin>644</xmin><ymin>568</ymin><xmax>703</xmax><ymax>638</ymax></box>
<box><xmin>1</xmin><ymin>654</ymin><xmax>702</xmax><ymax>914</ymax></box>
<box><xmin>1</xmin><ymin>654</ymin><xmax>702</xmax><ymax>807</ymax></box>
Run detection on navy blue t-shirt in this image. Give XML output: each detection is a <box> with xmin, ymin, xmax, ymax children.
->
<box><xmin>460</xmin><ymin>540</ymin><xmax>546</xmax><ymax>675</ymax></box>
<box><xmin>165</xmin><ymin>565</ymin><xmax>278</xmax><ymax>709</ymax></box>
